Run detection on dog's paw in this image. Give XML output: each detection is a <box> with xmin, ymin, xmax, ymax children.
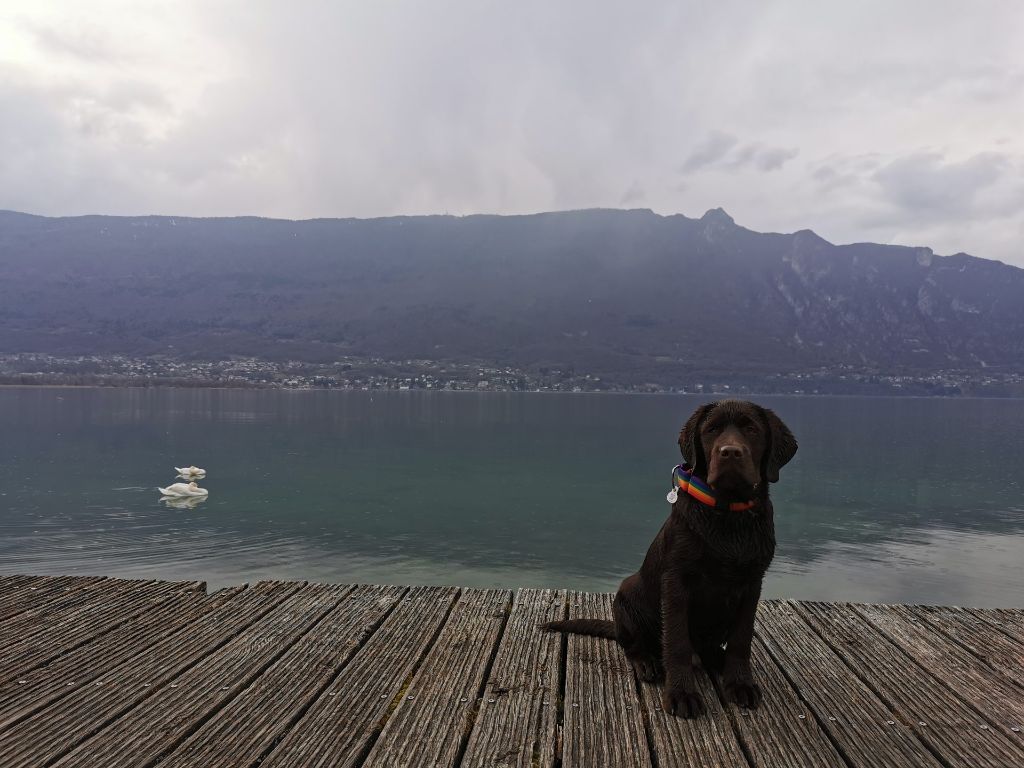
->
<box><xmin>725</xmin><ymin>680</ymin><xmax>761</xmax><ymax>709</ymax></box>
<box><xmin>661</xmin><ymin>686</ymin><xmax>704</xmax><ymax>718</ymax></box>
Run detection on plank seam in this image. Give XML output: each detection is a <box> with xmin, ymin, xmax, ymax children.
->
<box><xmin>629</xmin><ymin>656</ymin><xmax>661</xmax><ymax>768</ymax></box>
<box><xmin>751</xmin><ymin>627</ymin><xmax>855</xmax><ymax>768</ymax></box>
<box><xmin>240</xmin><ymin>585</ymin><xmax>411</xmax><ymax>768</ymax></box>
<box><xmin>34</xmin><ymin>581</ymin><xmax>306</xmax><ymax>768</ymax></box>
<box><xmin>553</xmin><ymin>592</ymin><xmax>568</xmax><ymax>768</ymax></box>
<box><xmin>136</xmin><ymin>585</ymin><xmax>357</xmax><ymax>768</ymax></box>
<box><xmin>708</xmin><ymin>656</ymin><xmax>758</xmax><ymax>768</ymax></box>
<box><xmin>452</xmin><ymin>590</ymin><xmax>513</xmax><ymax>768</ymax></box>
<box><xmin>789</xmin><ymin>601</ymin><xmax>956</xmax><ymax>768</ymax></box>
<box><xmin>532</xmin><ymin>592</ymin><xmax>567</xmax><ymax>768</ymax></box>
<box><xmin>346</xmin><ymin>587</ymin><xmax>464</xmax><ymax>768</ymax></box>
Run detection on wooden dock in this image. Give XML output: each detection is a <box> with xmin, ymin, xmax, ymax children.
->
<box><xmin>1</xmin><ymin>576</ymin><xmax>1022</xmax><ymax>767</ymax></box>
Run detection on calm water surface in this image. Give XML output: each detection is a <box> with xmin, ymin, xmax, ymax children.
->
<box><xmin>1</xmin><ymin>388</ymin><xmax>1022</xmax><ymax>606</ymax></box>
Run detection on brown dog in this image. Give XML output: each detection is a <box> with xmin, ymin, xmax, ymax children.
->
<box><xmin>544</xmin><ymin>400</ymin><xmax>797</xmax><ymax>717</ymax></box>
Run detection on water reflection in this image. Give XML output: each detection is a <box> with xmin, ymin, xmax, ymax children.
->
<box><xmin>0</xmin><ymin>388</ymin><xmax>1022</xmax><ymax>606</ymax></box>
<box><xmin>161</xmin><ymin>495</ymin><xmax>208</xmax><ymax>510</ymax></box>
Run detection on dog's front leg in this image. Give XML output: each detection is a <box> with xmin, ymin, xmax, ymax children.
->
<box><xmin>660</xmin><ymin>570</ymin><xmax>703</xmax><ymax>718</ymax></box>
<box><xmin>722</xmin><ymin>581</ymin><xmax>762</xmax><ymax>709</ymax></box>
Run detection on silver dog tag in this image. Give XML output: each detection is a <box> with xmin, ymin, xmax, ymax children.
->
<box><xmin>666</xmin><ymin>488</ymin><xmax>678</xmax><ymax>504</ymax></box>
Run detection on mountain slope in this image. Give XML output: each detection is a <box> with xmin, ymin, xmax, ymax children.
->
<box><xmin>1</xmin><ymin>208</ymin><xmax>1022</xmax><ymax>382</ymax></box>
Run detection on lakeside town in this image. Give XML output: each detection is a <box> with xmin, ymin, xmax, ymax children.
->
<box><xmin>2</xmin><ymin>353</ymin><xmax>1023</xmax><ymax>397</ymax></box>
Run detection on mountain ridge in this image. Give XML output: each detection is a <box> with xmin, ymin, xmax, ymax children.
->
<box><xmin>1</xmin><ymin>207</ymin><xmax>1021</xmax><ymax>385</ymax></box>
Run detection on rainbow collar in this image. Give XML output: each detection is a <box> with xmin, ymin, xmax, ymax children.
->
<box><xmin>668</xmin><ymin>464</ymin><xmax>758</xmax><ymax>512</ymax></box>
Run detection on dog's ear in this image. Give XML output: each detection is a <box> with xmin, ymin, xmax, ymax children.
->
<box><xmin>759</xmin><ymin>406</ymin><xmax>798</xmax><ymax>483</ymax></box>
<box><xmin>678</xmin><ymin>402</ymin><xmax>717</xmax><ymax>473</ymax></box>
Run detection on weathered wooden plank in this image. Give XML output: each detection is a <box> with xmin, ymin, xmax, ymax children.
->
<box><xmin>160</xmin><ymin>584</ymin><xmax>405</xmax><ymax>768</ymax></box>
<box><xmin>756</xmin><ymin>600</ymin><xmax>943</xmax><ymax>767</ymax></box>
<box><xmin>52</xmin><ymin>582</ymin><xmax>353</xmax><ymax>768</ymax></box>
<box><xmin>724</xmin><ymin>635</ymin><xmax>848</xmax><ymax>767</ymax></box>
<box><xmin>562</xmin><ymin>591</ymin><xmax>651</xmax><ymax>768</ymax></box>
<box><xmin>261</xmin><ymin>585</ymin><xmax>460</xmax><ymax>768</ymax></box>
<box><xmin>0</xmin><ymin>577</ymin><xmax>129</xmax><ymax>639</ymax></box>
<box><xmin>973</xmin><ymin>607</ymin><xmax>1024</xmax><ymax>639</ymax></box>
<box><xmin>362</xmin><ymin>588</ymin><xmax>512</xmax><ymax>768</ymax></box>
<box><xmin>2</xmin><ymin>575</ymin><xmax>1022</xmax><ymax>768</ymax></box>
<box><xmin>857</xmin><ymin>603</ymin><xmax>1024</xmax><ymax>732</ymax></box>
<box><xmin>0</xmin><ymin>575</ymin><xmax>105</xmax><ymax>622</ymax></box>
<box><xmin>970</xmin><ymin>607</ymin><xmax>1024</xmax><ymax>641</ymax></box>
<box><xmin>0</xmin><ymin>578</ymin><xmax>204</xmax><ymax>678</ymax></box>
<box><xmin>637</xmin><ymin>651</ymin><xmax>749</xmax><ymax>767</ymax></box>
<box><xmin>796</xmin><ymin>600</ymin><xmax>1024</xmax><ymax>767</ymax></box>
<box><xmin>0</xmin><ymin>587</ymin><xmax>237</xmax><ymax>729</ymax></box>
<box><xmin>0</xmin><ymin>576</ymin><xmax>72</xmax><ymax>618</ymax></box>
<box><xmin>0</xmin><ymin>581</ymin><xmax>302</xmax><ymax>768</ymax></box>
<box><xmin>910</xmin><ymin>605</ymin><xmax>1024</xmax><ymax>690</ymax></box>
<box><xmin>460</xmin><ymin>588</ymin><xmax>565</xmax><ymax>768</ymax></box>
<box><xmin>0</xmin><ymin>576</ymin><xmax>43</xmax><ymax>599</ymax></box>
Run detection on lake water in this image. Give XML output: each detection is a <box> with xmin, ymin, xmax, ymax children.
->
<box><xmin>1</xmin><ymin>387</ymin><xmax>1022</xmax><ymax>606</ymax></box>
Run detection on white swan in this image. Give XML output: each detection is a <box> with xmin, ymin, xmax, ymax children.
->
<box><xmin>174</xmin><ymin>465</ymin><xmax>207</xmax><ymax>478</ymax></box>
<box><xmin>158</xmin><ymin>481</ymin><xmax>209</xmax><ymax>498</ymax></box>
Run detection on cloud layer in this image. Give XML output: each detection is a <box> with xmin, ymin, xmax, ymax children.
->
<box><xmin>1</xmin><ymin>1</ymin><xmax>1022</xmax><ymax>265</ymax></box>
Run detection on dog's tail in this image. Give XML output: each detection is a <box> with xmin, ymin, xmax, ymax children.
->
<box><xmin>540</xmin><ymin>618</ymin><xmax>616</xmax><ymax>639</ymax></box>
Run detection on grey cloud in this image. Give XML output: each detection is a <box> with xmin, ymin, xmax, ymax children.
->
<box><xmin>809</xmin><ymin>154</ymin><xmax>883</xmax><ymax>192</ymax></box>
<box><xmin>727</xmin><ymin>142</ymin><xmax>799</xmax><ymax>172</ymax></box>
<box><xmin>681</xmin><ymin>131</ymin><xmax>738</xmax><ymax>172</ymax></box>
<box><xmin>754</xmin><ymin>146</ymin><xmax>799</xmax><ymax>171</ymax></box>
<box><xmin>683</xmin><ymin>133</ymin><xmax>798</xmax><ymax>174</ymax></box>
<box><xmin>728</xmin><ymin>143</ymin><xmax>757</xmax><ymax>169</ymax></box>
<box><xmin>813</xmin><ymin>166</ymin><xmax>839</xmax><ymax>183</ymax></box>
<box><xmin>1</xmin><ymin>2</ymin><xmax>1023</xmax><ymax>265</ymax></box>
<box><xmin>873</xmin><ymin>152</ymin><xmax>1009</xmax><ymax>217</ymax></box>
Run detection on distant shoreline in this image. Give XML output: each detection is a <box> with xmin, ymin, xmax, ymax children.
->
<box><xmin>2</xmin><ymin>382</ymin><xmax>1022</xmax><ymax>400</ymax></box>
<box><xmin>5</xmin><ymin>353</ymin><xmax>1023</xmax><ymax>398</ymax></box>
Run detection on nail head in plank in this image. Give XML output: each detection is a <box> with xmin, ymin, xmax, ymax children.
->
<box><xmin>0</xmin><ymin>576</ymin><xmax>106</xmax><ymax>622</ymax></box>
<box><xmin>723</xmin><ymin>633</ymin><xmax>847</xmax><ymax>767</ymax></box>
<box><xmin>756</xmin><ymin>600</ymin><xmax>943</xmax><ymax>767</ymax></box>
<box><xmin>795</xmin><ymin>600</ymin><xmax>1024</xmax><ymax>767</ymax></box>
<box><xmin>856</xmin><ymin>603</ymin><xmax>1024</xmax><ymax>731</ymax></box>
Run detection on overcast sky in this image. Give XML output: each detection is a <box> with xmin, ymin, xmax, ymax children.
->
<box><xmin>2</xmin><ymin>2</ymin><xmax>1023</xmax><ymax>265</ymax></box>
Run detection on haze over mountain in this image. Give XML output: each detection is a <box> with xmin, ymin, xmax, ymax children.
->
<box><xmin>1</xmin><ymin>207</ymin><xmax>1022</xmax><ymax>386</ymax></box>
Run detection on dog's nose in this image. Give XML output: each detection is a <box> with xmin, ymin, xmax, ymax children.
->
<box><xmin>718</xmin><ymin>445</ymin><xmax>745</xmax><ymax>460</ymax></box>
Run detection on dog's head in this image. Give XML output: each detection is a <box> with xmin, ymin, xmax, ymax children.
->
<box><xmin>678</xmin><ymin>400</ymin><xmax>797</xmax><ymax>495</ymax></box>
